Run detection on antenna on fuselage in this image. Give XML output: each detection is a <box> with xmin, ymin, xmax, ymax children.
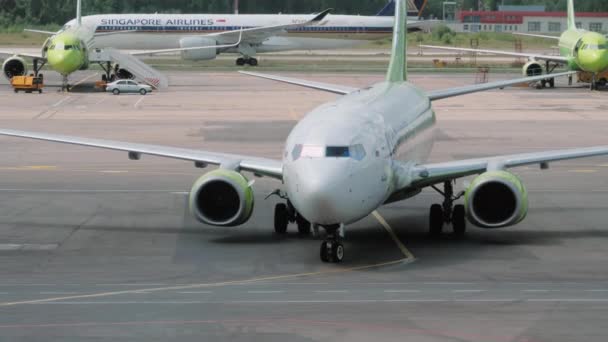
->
<box><xmin>76</xmin><ymin>0</ymin><xmax>82</xmax><ymax>26</ymax></box>
<box><xmin>386</xmin><ymin>0</ymin><xmax>407</xmax><ymax>83</ymax></box>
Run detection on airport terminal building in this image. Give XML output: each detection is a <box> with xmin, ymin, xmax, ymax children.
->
<box><xmin>446</xmin><ymin>5</ymin><xmax>608</xmax><ymax>34</ymax></box>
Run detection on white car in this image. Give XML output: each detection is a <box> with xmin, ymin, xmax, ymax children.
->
<box><xmin>106</xmin><ymin>80</ymin><xmax>153</xmax><ymax>95</ymax></box>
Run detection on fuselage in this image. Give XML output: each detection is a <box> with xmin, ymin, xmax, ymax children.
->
<box><xmin>282</xmin><ymin>81</ymin><xmax>436</xmax><ymax>225</ymax></box>
<box><xmin>67</xmin><ymin>13</ymin><xmax>395</xmax><ymax>52</ymax></box>
<box><xmin>559</xmin><ymin>29</ymin><xmax>608</xmax><ymax>73</ymax></box>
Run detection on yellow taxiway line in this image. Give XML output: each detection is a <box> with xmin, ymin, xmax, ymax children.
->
<box><xmin>372</xmin><ymin>210</ymin><xmax>416</xmax><ymax>261</ymax></box>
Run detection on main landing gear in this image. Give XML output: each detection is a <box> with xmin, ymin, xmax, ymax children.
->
<box><xmin>236</xmin><ymin>57</ymin><xmax>258</xmax><ymax>66</ymax></box>
<box><xmin>429</xmin><ymin>181</ymin><xmax>466</xmax><ymax>238</ymax></box>
<box><xmin>273</xmin><ymin>199</ymin><xmax>312</xmax><ymax>236</ymax></box>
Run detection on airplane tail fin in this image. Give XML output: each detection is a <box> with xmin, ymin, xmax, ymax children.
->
<box><xmin>386</xmin><ymin>0</ymin><xmax>407</xmax><ymax>83</ymax></box>
<box><xmin>376</xmin><ymin>1</ymin><xmax>395</xmax><ymax>16</ymax></box>
<box><xmin>77</xmin><ymin>0</ymin><xmax>82</xmax><ymax>26</ymax></box>
<box><xmin>567</xmin><ymin>0</ymin><xmax>576</xmax><ymax>30</ymax></box>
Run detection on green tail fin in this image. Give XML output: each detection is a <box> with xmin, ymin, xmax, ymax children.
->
<box><xmin>567</xmin><ymin>0</ymin><xmax>576</xmax><ymax>30</ymax></box>
<box><xmin>386</xmin><ymin>0</ymin><xmax>407</xmax><ymax>83</ymax></box>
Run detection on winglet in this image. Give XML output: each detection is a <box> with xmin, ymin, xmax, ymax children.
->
<box><xmin>567</xmin><ymin>0</ymin><xmax>576</xmax><ymax>30</ymax></box>
<box><xmin>312</xmin><ymin>9</ymin><xmax>332</xmax><ymax>22</ymax></box>
<box><xmin>386</xmin><ymin>0</ymin><xmax>407</xmax><ymax>83</ymax></box>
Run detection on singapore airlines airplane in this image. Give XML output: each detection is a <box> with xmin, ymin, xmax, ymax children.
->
<box><xmin>0</xmin><ymin>0</ymin><xmax>436</xmax><ymax>90</ymax></box>
<box><xmin>0</xmin><ymin>0</ymin><xmax>601</xmax><ymax>264</ymax></box>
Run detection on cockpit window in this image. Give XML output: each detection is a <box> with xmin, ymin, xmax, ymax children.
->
<box><xmin>583</xmin><ymin>44</ymin><xmax>608</xmax><ymax>50</ymax></box>
<box><xmin>292</xmin><ymin>144</ymin><xmax>366</xmax><ymax>161</ymax></box>
<box><xmin>326</xmin><ymin>146</ymin><xmax>350</xmax><ymax>158</ymax></box>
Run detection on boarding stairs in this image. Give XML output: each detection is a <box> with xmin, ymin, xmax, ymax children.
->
<box><xmin>89</xmin><ymin>48</ymin><xmax>169</xmax><ymax>89</ymax></box>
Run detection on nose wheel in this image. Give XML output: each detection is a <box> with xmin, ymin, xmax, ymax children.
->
<box><xmin>429</xmin><ymin>181</ymin><xmax>467</xmax><ymax>238</ymax></box>
<box><xmin>319</xmin><ymin>224</ymin><xmax>344</xmax><ymax>263</ymax></box>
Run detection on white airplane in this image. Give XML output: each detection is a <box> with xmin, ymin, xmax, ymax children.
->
<box><xmin>2</xmin><ymin>0</ymin><xmax>437</xmax><ymax>90</ymax></box>
<box><xmin>0</xmin><ymin>0</ymin><xmax>603</xmax><ymax>264</ymax></box>
<box><xmin>73</xmin><ymin>0</ymin><xmax>437</xmax><ymax>66</ymax></box>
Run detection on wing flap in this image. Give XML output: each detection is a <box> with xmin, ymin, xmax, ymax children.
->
<box><xmin>0</xmin><ymin>129</ymin><xmax>283</xmax><ymax>179</ymax></box>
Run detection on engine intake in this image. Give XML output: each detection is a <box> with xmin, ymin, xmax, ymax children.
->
<box><xmin>2</xmin><ymin>56</ymin><xmax>28</xmax><ymax>79</ymax></box>
<box><xmin>189</xmin><ymin>169</ymin><xmax>254</xmax><ymax>226</ymax></box>
<box><xmin>465</xmin><ymin>171</ymin><xmax>528</xmax><ymax>228</ymax></box>
<box><xmin>523</xmin><ymin>61</ymin><xmax>543</xmax><ymax>77</ymax></box>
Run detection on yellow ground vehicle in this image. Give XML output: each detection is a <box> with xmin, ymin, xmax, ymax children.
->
<box><xmin>11</xmin><ymin>75</ymin><xmax>44</xmax><ymax>93</ymax></box>
<box><xmin>578</xmin><ymin>70</ymin><xmax>608</xmax><ymax>87</ymax></box>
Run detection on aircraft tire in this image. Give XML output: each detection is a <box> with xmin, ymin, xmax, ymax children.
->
<box><xmin>249</xmin><ymin>58</ymin><xmax>258</xmax><ymax>66</ymax></box>
<box><xmin>274</xmin><ymin>203</ymin><xmax>289</xmax><ymax>234</ymax></box>
<box><xmin>331</xmin><ymin>242</ymin><xmax>344</xmax><ymax>263</ymax></box>
<box><xmin>320</xmin><ymin>241</ymin><xmax>330</xmax><ymax>262</ymax></box>
<box><xmin>429</xmin><ymin>204</ymin><xmax>443</xmax><ymax>237</ymax></box>
<box><xmin>296</xmin><ymin>215</ymin><xmax>311</xmax><ymax>235</ymax></box>
<box><xmin>452</xmin><ymin>204</ymin><xmax>466</xmax><ymax>238</ymax></box>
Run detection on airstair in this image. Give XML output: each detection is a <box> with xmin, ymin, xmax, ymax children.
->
<box><xmin>89</xmin><ymin>48</ymin><xmax>169</xmax><ymax>89</ymax></box>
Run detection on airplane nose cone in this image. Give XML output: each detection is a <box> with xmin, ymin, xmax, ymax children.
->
<box><xmin>287</xmin><ymin>159</ymin><xmax>374</xmax><ymax>226</ymax></box>
<box><xmin>47</xmin><ymin>50</ymin><xmax>82</xmax><ymax>75</ymax></box>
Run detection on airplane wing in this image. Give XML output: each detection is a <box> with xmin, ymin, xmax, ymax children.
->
<box><xmin>131</xmin><ymin>30</ymin><xmax>243</xmax><ymax>56</ymax></box>
<box><xmin>208</xmin><ymin>9</ymin><xmax>332</xmax><ymax>44</ymax></box>
<box><xmin>513</xmin><ymin>32</ymin><xmax>560</xmax><ymax>40</ymax></box>
<box><xmin>239</xmin><ymin>71</ymin><xmax>358</xmax><ymax>95</ymax></box>
<box><xmin>426</xmin><ymin>71</ymin><xmax>576</xmax><ymax>101</ymax></box>
<box><xmin>0</xmin><ymin>129</ymin><xmax>283</xmax><ymax>179</ymax></box>
<box><xmin>407</xmin><ymin>19</ymin><xmax>442</xmax><ymax>32</ymax></box>
<box><xmin>406</xmin><ymin>146</ymin><xmax>608</xmax><ymax>189</ymax></box>
<box><xmin>419</xmin><ymin>44</ymin><xmax>569</xmax><ymax>64</ymax></box>
<box><xmin>0</xmin><ymin>51</ymin><xmax>45</xmax><ymax>60</ymax></box>
<box><xmin>24</xmin><ymin>29</ymin><xmax>57</xmax><ymax>35</ymax></box>
<box><xmin>239</xmin><ymin>70</ymin><xmax>576</xmax><ymax>100</ymax></box>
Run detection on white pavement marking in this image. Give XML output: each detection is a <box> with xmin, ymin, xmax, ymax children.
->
<box><xmin>0</xmin><ymin>244</ymin><xmax>58</xmax><ymax>251</ymax></box>
<box><xmin>586</xmin><ymin>289</ymin><xmax>608</xmax><ymax>292</ymax></box>
<box><xmin>51</xmin><ymin>96</ymin><xmax>72</xmax><ymax>108</ymax></box>
<box><xmin>246</xmin><ymin>290</ymin><xmax>284</xmax><ymax>294</ymax></box>
<box><xmin>134</xmin><ymin>96</ymin><xmax>146</xmax><ymax>109</ymax></box>
<box><xmin>29</xmin><ymin>298</ymin><xmax>608</xmax><ymax>305</ymax></box>
<box><xmin>0</xmin><ymin>259</ymin><xmax>407</xmax><ymax>307</ymax></box>
<box><xmin>39</xmin><ymin>292</ymin><xmax>80</xmax><ymax>295</ymax></box>
<box><xmin>371</xmin><ymin>211</ymin><xmax>416</xmax><ymax>261</ymax></box>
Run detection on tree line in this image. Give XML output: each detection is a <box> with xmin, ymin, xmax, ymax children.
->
<box><xmin>1</xmin><ymin>0</ymin><xmax>608</xmax><ymax>28</ymax></box>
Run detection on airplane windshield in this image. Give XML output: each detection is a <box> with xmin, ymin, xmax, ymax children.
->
<box><xmin>292</xmin><ymin>144</ymin><xmax>366</xmax><ymax>161</ymax></box>
<box><xmin>583</xmin><ymin>44</ymin><xmax>608</xmax><ymax>50</ymax></box>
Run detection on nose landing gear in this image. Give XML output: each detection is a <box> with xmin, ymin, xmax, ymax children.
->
<box><xmin>429</xmin><ymin>181</ymin><xmax>466</xmax><ymax>238</ymax></box>
<box><xmin>319</xmin><ymin>224</ymin><xmax>345</xmax><ymax>263</ymax></box>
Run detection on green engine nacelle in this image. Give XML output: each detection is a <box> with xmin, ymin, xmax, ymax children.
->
<box><xmin>189</xmin><ymin>169</ymin><xmax>254</xmax><ymax>227</ymax></box>
<box><xmin>465</xmin><ymin>170</ymin><xmax>528</xmax><ymax>228</ymax></box>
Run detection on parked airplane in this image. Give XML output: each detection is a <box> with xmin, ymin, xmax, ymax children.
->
<box><xmin>420</xmin><ymin>0</ymin><xmax>608</xmax><ymax>90</ymax></box>
<box><xmin>0</xmin><ymin>0</ymin><xmax>597</xmax><ymax>264</ymax></box>
<box><xmin>0</xmin><ymin>0</ymin><xmax>436</xmax><ymax>90</ymax></box>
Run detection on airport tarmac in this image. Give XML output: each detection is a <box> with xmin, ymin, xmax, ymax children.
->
<box><xmin>0</xmin><ymin>71</ymin><xmax>608</xmax><ymax>341</ymax></box>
